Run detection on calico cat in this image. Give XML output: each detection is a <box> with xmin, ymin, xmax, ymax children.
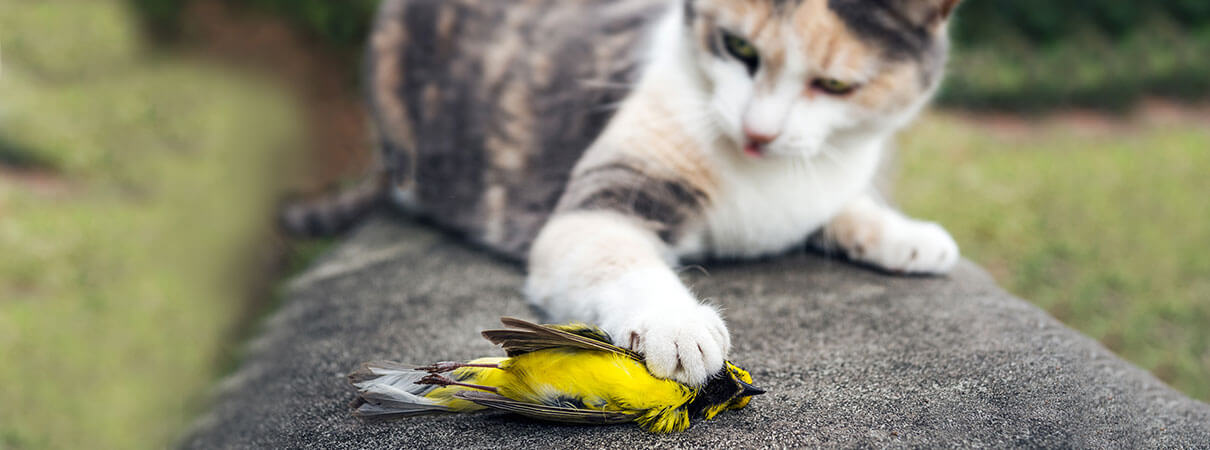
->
<box><xmin>284</xmin><ymin>0</ymin><xmax>962</xmax><ymax>387</ymax></box>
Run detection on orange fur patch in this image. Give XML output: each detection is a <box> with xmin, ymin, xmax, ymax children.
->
<box><xmin>696</xmin><ymin>0</ymin><xmax>931</xmax><ymax>114</ymax></box>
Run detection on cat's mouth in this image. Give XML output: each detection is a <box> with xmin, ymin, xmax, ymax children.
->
<box><xmin>742</xmin><ymin>139</ymin><xmax>803</xmax><ymax>158</ymax></box>
<box><xmin>743</xmin><ymin>141</ymin><xmax>765</xmax><ymax>157</ymax></box>
<box><xmin>741</xmin><ymin>131</ymin><xmax>776</xmax><ymax>157</ymax></box>
<box><xmin>743</xmin><ymin>142</ymin><xmax>823</xmax><ymax>160</ymax></box>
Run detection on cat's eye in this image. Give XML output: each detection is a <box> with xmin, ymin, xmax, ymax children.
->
<box><xmin>721</xmin><ymin>31</ymin><xmax>759</xmax><ymax>74</ymax></box>
<box><xmin>812</xmin><ymin>78</ymin><xmax>860</xmax><ymax>96</ymax></box>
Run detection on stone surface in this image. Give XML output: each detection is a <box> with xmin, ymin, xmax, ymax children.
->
<box><xmin>184</xmin><ymin>217</ymin><xmax>1210</xmax><ymax>448</ymax></box>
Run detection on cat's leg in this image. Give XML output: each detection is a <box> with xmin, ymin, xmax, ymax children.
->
<box><xmin>526</xmin><ymin>211</ymin><xmax>729</xmax><ymax>387</ymax></box>
<box><xmin>818</xmin><ymin>194</ymin><xmax>960</xmax><ymax>274</ymax></box>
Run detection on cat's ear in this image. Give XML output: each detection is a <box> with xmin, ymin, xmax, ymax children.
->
<box><xmin>906</xmin><ymin>0</ymin><xmax>962</xmax><ymax>30</ymax></box>
<box><xmin>931</xmin><ymin>0</ymin><xmax>962</xmax><ymax>26</ymax></box>
<box><xmin>937</xmin><ymin>0</ymin><xmax>961</xmax><ymax>21</ymax></box>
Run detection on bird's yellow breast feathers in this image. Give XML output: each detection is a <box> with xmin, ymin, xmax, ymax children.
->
<box><xmin>426</xmin><ymin>350</ymin><xmax>696</xmax><ymax>431</ymax></box>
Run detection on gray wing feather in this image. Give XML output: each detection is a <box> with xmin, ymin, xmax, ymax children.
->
<box><xmin>482</xmin><ymin>317</ymin><xmax>642</xmax><ymax>360</ymax></box>
<box><xmin>454</xmin><ymin>391</ymin><xmax>639</xmax><ymax>424</ymax></box>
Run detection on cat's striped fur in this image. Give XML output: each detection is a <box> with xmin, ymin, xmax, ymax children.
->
<box><xmin>358</xmin><ymin>0</ymin><xmax>663</xmax><ymax>256</ymax></box>
<box><xmin>287</xmin><ymin>0</ymin><xmax>963</xmax><ymax>386</ymax></box>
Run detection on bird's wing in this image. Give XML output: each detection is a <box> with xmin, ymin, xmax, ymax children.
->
<box><xmin>481</xmin><ymin>317</ymin><xmax>642</xmax><ymax>360</ymax></box>
<box><xmin>454</xmin><ymin>391</ymin><xmax>640</xmax><ymax>424</ymax></box>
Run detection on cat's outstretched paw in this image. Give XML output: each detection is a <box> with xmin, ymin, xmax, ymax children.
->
<box><xmin>838</xmin><ymin>215</ymin><xmax>960</xmax><ymax>275</ymax></box>
<box><xmin>606</xmin><ymin>303</ymin><xmax>730</xmax><ymax>387</ymax></box>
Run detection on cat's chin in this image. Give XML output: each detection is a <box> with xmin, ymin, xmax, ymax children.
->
<box><xmin>741</xmin><ymin>146</ymin><xmax>822</xmax><ymax>160</ymax></box>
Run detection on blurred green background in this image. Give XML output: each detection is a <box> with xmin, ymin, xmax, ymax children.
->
<box><xmin>1</xmin><ymin>1</ymin><xmax>1207</xmax><ymax>448</ymax></box>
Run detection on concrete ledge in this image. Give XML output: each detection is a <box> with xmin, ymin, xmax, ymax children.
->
<box><xmin>184</xmin><ymin>217</ymin><xmax>1210</xmax><ymax>448</ymax></box>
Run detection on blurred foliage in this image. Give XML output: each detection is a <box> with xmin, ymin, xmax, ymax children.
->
<box><xmin>132</xmin><ymin>0</ymin><xmax>379</xmax><ymax>47</ymax></box>
<box><xmin>951</xmin><ymin>0</ymin><xmax>1210</xmax><ymax>46</ymax></box>
<box><xmin>127</xmin><ymin>0</ymin><xmax>1210</xmax><ymax>111</ymax></box>
<box><xmin>897</xmin><ymin>112</ymin><xmax>1210</xmax><ymax>402</ymax></box>
<box><xmin>0</xmin><ymin>0</ymin><xmax>302</xmax><ymax>448</ymax></box>
<box><xmin>130</xmin><ymin>0</ymin><xmax>1210</xmax><ymax>49</ymax></box>
<box><xmin>943</xmin><ymin>12</ymin><xmax>1210</xmax><ymax>111</ymax></box>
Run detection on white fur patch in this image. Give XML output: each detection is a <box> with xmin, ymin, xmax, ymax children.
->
<box><xmin>689</xmin><ymin>139</ymin><xmax>885</xmax><ymax>259</ymax></box>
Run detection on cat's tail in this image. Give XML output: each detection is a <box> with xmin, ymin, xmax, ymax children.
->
<box><xmin>347</xmin><ymin>360</ymin><xmax>452</xmax><ymax>420</ymax></box>
<box><xmin>278</xmin><ymin>170</ymin><xmax>389</xmax><ymax>237</ymax></box>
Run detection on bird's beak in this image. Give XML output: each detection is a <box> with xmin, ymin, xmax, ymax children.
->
<box><xmin>738</xmin><ymin>380</ymin><xmax>766</xmax><ymax>397</ymax></box>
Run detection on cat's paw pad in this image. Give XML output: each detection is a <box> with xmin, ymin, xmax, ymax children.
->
<box><xmin>849</xmin><ymin>217</ymin><xmax>959</xmax><ymax>275</ymax></box>
<box><xmin>609</xmin><ymin>304</ymin><xmax>730</xmax><ymax>387</ymax></box>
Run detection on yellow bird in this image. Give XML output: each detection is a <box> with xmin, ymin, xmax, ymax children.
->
<box><xmin>348</xmin><ymin>317</ymin><xmax>765</xmax><ymax>433</ymax></box>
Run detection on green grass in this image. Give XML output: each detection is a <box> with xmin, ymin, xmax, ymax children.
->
<box><xmin>897</xmin><ymin>112</ymin><xmax>1210</xmax><ymax>402</ymax></box>
<box><xmin>0</xmin><ymin>1</ymin><xmax>301</xmax><ymax>448</ymax></box>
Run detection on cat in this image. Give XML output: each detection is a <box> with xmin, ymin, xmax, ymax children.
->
<box><xmin>283</xmin><ymin>0</ymin><xmax>962</xmax><ymax>387</ymax></box>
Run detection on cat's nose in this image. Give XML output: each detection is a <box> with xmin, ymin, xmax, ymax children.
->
<box><xmin>742</xmin><ymin>128</ymin><xmax>779</xmax><ymax>156</ymax></box>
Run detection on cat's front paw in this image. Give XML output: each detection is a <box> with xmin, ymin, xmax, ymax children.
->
<box><xmin>606</xmin><ymin>303</ymin><xmax>730</xmax><ymax>387</ymax></box>
<box><xmin>841</xmin><ymin>216</ymin><xmax>960</xmax><ymax>275</ymax></box>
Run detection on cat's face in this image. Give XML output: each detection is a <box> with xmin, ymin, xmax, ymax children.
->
<box><xmin>684</xmin><ymin>0</ymin><xmax>959</xmax><ymax>158</ymax></box>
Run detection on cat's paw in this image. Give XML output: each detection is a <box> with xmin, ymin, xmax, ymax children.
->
<box><xmin>606</xmin><ymin>303</ymin><xmax>730</xmax><ymax>387</ymax></box>
<box><xmin>841</xmin><ymin>215</ymin><xmax>960</xmax><ymax>275</ymax></box>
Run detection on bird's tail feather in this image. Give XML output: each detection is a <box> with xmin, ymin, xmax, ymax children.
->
<box><xmin>348</xmin><ymin>360</ymin><xmax>452</xmax><ymax>419</ymax></box>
